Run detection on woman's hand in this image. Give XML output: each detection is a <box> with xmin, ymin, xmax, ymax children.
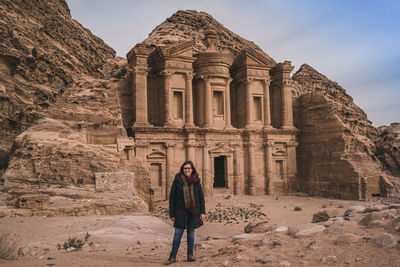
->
<box><xmin>170</xmin><ymin>217</ymin><xmax>175</xmax><ymax>221</ymax></box>
<box><xmin>200</xmin><ymin>214</ymin><xmax>205</xmax><ymax>221</ymax></box>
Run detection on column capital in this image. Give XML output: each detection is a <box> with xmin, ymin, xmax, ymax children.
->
<box><xmin>263</xmin><ymin>140</ymin><xmax>274</xmax><ymax>147</ymax></box>
<box><xmin>164</xmin><ymin>142</ymin><xmax>176</xmax><ymax>148</ymax></box>
<box><xmin>161</xmin><ymin>70</ymin><xmax>173</xmax><ymax>77</ymax></box>
<box><xmin>239</xmin><ymin>77</ymin><xmax>254</xmax><ymax>84</ymax></box>
<box><xmin>283</xmin><ymin>79</ymin><xmax>293</xmax><ymax>86</ymax></box>
<box><xmin>262</xmin><ymin>78</ymin><xmax>271</xmax><ymax>85</ymax></box>
<box><xmin>132</xmin><ymin>66</ymin><xmax>149</xmax><ymax>75</ymax></box>
<box><xmin>184</xmin><ymin>72</ymin><xmax>193</xmax><ymax>80</ymax></box>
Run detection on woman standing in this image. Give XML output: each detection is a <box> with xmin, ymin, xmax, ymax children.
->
<box><xmin>165</xmin><ymin>160</ymin><xmax>205</xmax><ymax>265</ymax></box>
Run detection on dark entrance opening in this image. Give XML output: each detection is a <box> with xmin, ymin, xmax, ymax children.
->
<box><xmin>213</xmin><ymin>156</ymin><xmax>226</xmax><ymax>188</ymax></box>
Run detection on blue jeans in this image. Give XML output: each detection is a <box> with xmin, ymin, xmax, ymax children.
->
<box><xmin>171</xmin><ymin>212</ymin><xmax>195</xmax><ymax>254</ymax></box>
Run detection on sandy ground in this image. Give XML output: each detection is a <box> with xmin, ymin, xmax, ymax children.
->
<box><xmin>0</xmin><ymin>193</ymin><xmax>400</xmax><ymax>267</ymax></box>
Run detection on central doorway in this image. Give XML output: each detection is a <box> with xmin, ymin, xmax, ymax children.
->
<box><xmin>213</xmin><ymin>156</ymin><xmax>226</xmax><ymax>188</ymax></box>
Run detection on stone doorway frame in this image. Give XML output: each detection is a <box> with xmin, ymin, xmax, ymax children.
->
<box><xmin>208</xmin><ymin>145</ymin><xmax>235</xmax><ymax>194</ymax></box>
<box><xmin>213</xmin><ymin>155</ymin><xmax>227</xmax><ymax>188</ymax></box>
<box><xmin>147</xmin><ymin>149</ymin><xmax>167</xmax><ymax>200</ymax></box>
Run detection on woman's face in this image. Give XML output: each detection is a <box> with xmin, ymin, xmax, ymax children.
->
<box><xmin>183</xmin><ymin>163</ymin><xmax>193</xmax><ymax>176</ymax></box>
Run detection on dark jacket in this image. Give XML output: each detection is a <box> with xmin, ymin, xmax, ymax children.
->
<box><xmin>169</xmin><ymin>173</ymin><xmax>205</xmax><ymax>229</ymax></box>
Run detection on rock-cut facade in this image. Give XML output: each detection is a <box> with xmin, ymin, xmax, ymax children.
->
<box><xmin>120</xmin><ymin>29</ymin><xmax>298</xmax><ymax>199</ymax></box>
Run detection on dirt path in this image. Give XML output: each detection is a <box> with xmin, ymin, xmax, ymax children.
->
<box><xmin>1</xmin><ymin>194</ymin><xmax>399</xmax><ymax>266</ymax></box>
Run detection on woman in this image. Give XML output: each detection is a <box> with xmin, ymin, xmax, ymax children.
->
<box><xmin>165</xmin><ymin>160</ymin><xmax>205</xmax><ymax>265</ymax></box>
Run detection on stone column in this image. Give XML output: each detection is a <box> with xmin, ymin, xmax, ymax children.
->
<box><xmin>202</xmin><ymin>144</ymin><xmax>210</xmax><ymax>196</ymax></box>
<box><xmin>233</xmin><ymin>148</ymin><xmax>241</xmax><ymax>195</ymax></box>
<box><xmin>286</xmin><ymin>140</ymin><xmax>297</xmax><ymax>191</ymax></box>
<box><xmin>163</xmin><ymin>71</ymin><xmax>173</xmax><ymax>126</ymax></box>
<box><xmin>186</xmin><ymin>133</ymin><xmax>196</xmax><ymax>162</ymax></box>
<box><xmin>184</xmin><ymin>73</ymin><xmax>194</xmax><ymax>127</ymax></box>
<box><xmin>133</xmin><ymin>68</ymin><xmax>150</xmax><ymax>127</ymax></box>
<box><xmin>245</xmin><ymin>78</ymin><xmax>253</xmax><ymax>127</ymax></box>
<box><xmin>204</xmin><ymin>76</ymin><xmax>212</xmax><ymax>127</ymax></box>
<box><xmin>247</xmin><ymin>142</ymin><xmax>256</xmax><ymax>195</ymax></box>
<box><xmin>265</xmin><ymin>140</ymin><xmax>274</xmax><ymax>194</ymax></box>
<box><xmin>263</xmin><ymin>79</ymin><xmax>273</xmax><ymax>129</ymax></box>
<box><xmin>225</xmin><ymin>78</ymin><xmax>232</xmax><ymax>128</ymax></box>
<box><xmin>281</xmin><ymin>80</ymin><xmax>294</xmax><ymax>129</ymax></box>
<box><xmin>166</xmin><ymin>143</ymin><xmax>175</xmax><ymax>199</ymax></box>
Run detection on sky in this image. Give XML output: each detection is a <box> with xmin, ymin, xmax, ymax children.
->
<box><xmin>66</xmin><ymin>0</ymin><xmax>400</xmax><ymax>126</ymax></box>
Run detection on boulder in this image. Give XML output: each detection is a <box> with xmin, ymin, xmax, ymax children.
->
<box><xmin>0</xmin><ymin>233</ymin><xmax>19</xmax><ymax>260</ymax></box>
<box><xmin>344</xmin><ymin>206</ymin><xmax>366</xmax><ymax>216</ymax></box>
<box><xmin>323</xmin><ymin>217</ymin><xmax>346</xmax><ymax>227</ymax></box>
<box><xmin>365</xmin><ymin>204</ymin><xmax>389</xmax><ymax>213</ymax></box>
<box><xmin>261</xmin><ymin>255</ymin><xmax>277</xmax><ymax>264</ymax></box>
<box><xmin>392</xmin><ymin>217</ymin><xmax>400</xmax><ymax>232</ymax></box>
<box><xmin>359</xmin><ymin>210</ymin><xmax>397</xmax><ymax>227</ymax></box>
<box><xmin>244</xmin><ymin>220</ymin><xmax>270</xmax><ymax>233</ymax></box>
<box><xmin>372</xmin><ymin>233</ymin><xmax>398</xmax><ymax>248</ymax></box>
<box><xmin>334</xmin><ymin>233</ymin><xmax>360</xmax><ymax>245</ymax></box>
<box><xmin>288</xmin><ymin>223</ymin><xmax>325</xmax><ymax>238</ymax></box>
<box><xmin>312</xmin><ymin>208</ymin><xmax>340</xmax><ymax>222</ymax></box>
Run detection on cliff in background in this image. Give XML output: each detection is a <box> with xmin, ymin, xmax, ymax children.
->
<box><xmin>292</xmin><ymin>64</ymin><xmax>398</xmax><ymax>199</ymax></box>
<box><xmin>376</xmin><ymin>123</ymin><xmax>400</xmax><ymax>177</ymax></box>
<box><xmin>0</xmin><ymin>0</ymin><xmax>116</xmax><ymax>156</ymax></box>
<box><xmin>0</xmin><ymin>0</ymin><xmax>152</xmax><ymax>215</ymax></box>
<box><xmin>140</xmin><ymin>10</ymin><xmax>276</xmax><ymax>63</ymax></box>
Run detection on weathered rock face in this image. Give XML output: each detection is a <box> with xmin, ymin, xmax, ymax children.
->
<box><xmin>0</xmin><ymin>0</ymin><xmax>152</xmax><ymax>214</ymax></box>
<box><xmin>1</xmin><ymin>74</ymin><xmax>153</xmax><ymax>211</ymax></box>
<box><xmin>139</xmin><ymin>10</ymin><xmax>275</xmax><ymax>62</ymax></box>
<box><xmin>376</xmin><ymin>123</ymin><xmax>400</xmax><ymax>176</ymax></box>
<box><xmin>292</xmin><ymin>64</ymin><xmax>393</xmax><ymax>199</ymax></box>
<box><xmin>0</xmin><ymin>0</ymin><xmax>116</xmax><ymax>157</ymax></box>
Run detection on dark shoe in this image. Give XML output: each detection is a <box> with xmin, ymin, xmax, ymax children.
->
<box><xmin>187</xmin><ymin>250</ymin><xmax>195</xmax><ymax>262</ymax></box>
<box><xmin>165</xmin><ymin>253</ymin><xmax>176</xmax><ymax>265</ymax></box>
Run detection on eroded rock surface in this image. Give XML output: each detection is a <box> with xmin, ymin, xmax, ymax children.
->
<box><xmin>0</xmin><ymin>0</ymin><xmax>116</xmax><ymax>158</ymax></box>
<box><xmin>376</xmin><ymin>123</ymin><xmax>400</xmax><ymax>176</ymax></box>
<box><xmin>293</xmin><ymin>64</ymin><xmax>396</xmax><ymax>199</ymax></box>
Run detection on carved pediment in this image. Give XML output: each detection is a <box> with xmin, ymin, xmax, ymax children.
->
<box><xmin>209</xmin><ymin>145</ymin><xmax>235</xmax><ymax>155</ymax></box>
<box><xmin>272</xmin><ymin>147</ymin><xmax>286</xmax><ymax>157</ymax></box>
<box><xmin>167</xmin><ymin>40</ymin><xmax>195</xmax><ymax>57</ymax></box>
<box><xmin>232</xmin><ymin>48</ymin><xmax>275</xmax><ymax>71</ymax></box>
<box><xmin>147</xmin><ymin>149</ymin><xmax>167</xmax><ymax>159</ymax></box>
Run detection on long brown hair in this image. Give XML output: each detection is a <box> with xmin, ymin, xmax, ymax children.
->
<box><xmin>179</xmin><ymin>160</ymin><xmax>198</xmax><ymax>176</ymax></box>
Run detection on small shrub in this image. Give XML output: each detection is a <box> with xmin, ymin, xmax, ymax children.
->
<box><xmin>337</xmin><ymin>204</ymin><xmax>344</xmax><ymax>208</ymax></box>
<box><xmin>57</xmin><ymin>232</ymin><xmax>92</xmax><ymax>251</ymax></box>
<box><xmin>294</xmin><ymin>206</ymin><xmax>302</xmax><ymax>211</ymax></box>
<box><xmin>84</xmin><ymin>232</ymin><xmax>90</xmax><ymax>242</ymax></box>
<box><xmin>321</xmin><ymin>204</ymin><xmax>327</xmax><ymax>208</ymax></box>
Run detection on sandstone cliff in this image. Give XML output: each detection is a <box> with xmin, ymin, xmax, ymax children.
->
<box><xmin>0</xmin><ymin>0</ymin><xmax>116</xmax><ymax>157</ymax></box>
<box><xmin>140</xmin><ymin>10</ymin><xmax>275</xmax><ymax>63</ymax></box>
<box><xmin>292</xmin><ymin>64</ymin><xmax>395</xmax><ymax>199</ymax></box>
<box><xmin>376</xmin><ymin>123</ymin><xmax>400</xmax><ymax>176</ymax></box>
<box><xmin>0</xmin><ymin>0</ymin><xmax>152</xmax><ymax>214</ymax></box>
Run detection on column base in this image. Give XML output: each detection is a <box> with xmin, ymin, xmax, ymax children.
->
<box><xmin>281</xmin><ymin>125</ymin><xmax>296</xmax><ymax>130</ymax></box>
<box><xmin>164</xmin><ymin>121</ymin><xmax>178</xmax><ymax>128</ymax></box>
<box><xmin>133</xmin><ymin>122</ymin><xmax>151</xmax><ymax>127</ymax></box>
<box><xmin>184</xmin><ymin>123</ymin><xmax>196</xmax><ymax>129</ymax></box>
<box><xmin>244</xmin><ymin>124</ymin><xmax>256</xmax><ymax>130</ymax></box>
<box><xmin>224</xmin><ymin>124</ymin><xmax>234</xmax><ymax>129</ymax></box>
<box><xmin>263</xmin><ymin>125</ymin><xmax>276</xmax><ymax>131</ymax></box>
